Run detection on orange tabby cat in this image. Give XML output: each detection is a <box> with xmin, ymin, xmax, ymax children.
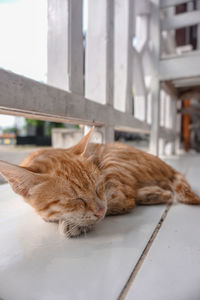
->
<box><xmin>0</xmin><ymin>128</ymin><xmax>199</xmax><ymax>237</ymax></box>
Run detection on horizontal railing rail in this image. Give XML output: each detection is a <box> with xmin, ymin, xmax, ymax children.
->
<box><xmin>160</xmin><ymin>0</ymin><xmax>192</xmax><ymax>9</ymax></box>
<box><xmin>0</xmin><ymin>68</ymin><xmax>151</xmax><ymax>133</ymax></box>
<box><xmin>161</xmin><ymin>10</ymin><xmax>200</xmax><ymax>31</ymax></box>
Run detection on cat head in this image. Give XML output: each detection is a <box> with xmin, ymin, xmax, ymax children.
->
<box><xmin>0</xmin><ymin>128</ymin><xmax>107</xmax><ymax>237</ymax></box>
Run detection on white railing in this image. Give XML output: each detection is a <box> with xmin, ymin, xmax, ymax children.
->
<box><xmin>147</xmin><ymin>0</ymin><xmax>200</xmax><ymax>154</ymax></box>
<box><xmin>0</xmin><ymin>0</ymin><xmax>182</xmax><ymax>155</ymax></box>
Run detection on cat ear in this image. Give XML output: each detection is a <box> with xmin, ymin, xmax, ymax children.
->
<box><xmin>0</xmin><ymin>160</ymin><xmax>44</xmax><ymax>197</ymax></box>
<box><xmin>70</xmin><ymin>127</ymin><xmax>94</xmax><ymax>155</ymax></box>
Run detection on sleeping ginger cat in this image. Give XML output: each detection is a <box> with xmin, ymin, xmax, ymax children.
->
<box><xmin>0</xmin><ymin>128</ymin><xmax>199</xmax><ymax>237</ymax></box>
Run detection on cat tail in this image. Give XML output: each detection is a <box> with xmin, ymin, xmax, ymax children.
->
<box><xmin>173</xmin><ymin>172</ymin><xmax>200</xmax><ymax>204</ymax></box>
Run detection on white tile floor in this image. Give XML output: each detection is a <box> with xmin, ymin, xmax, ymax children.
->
<box><xmin>0</xmin><ymin>154</ymin><xmax>200</xmax><ymax>300</ymax></box>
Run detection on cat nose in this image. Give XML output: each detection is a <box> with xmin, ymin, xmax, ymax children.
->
<box><xmin>94</xmin><ymin>207</ymin><xmax>105</xmax><ymax>219</ymax></box>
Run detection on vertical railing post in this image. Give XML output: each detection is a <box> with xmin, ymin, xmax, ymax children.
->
<box><xmin>159</xmin><ymin>90</ymin><xmax>166</xmax><ymax>155</ymax></box>
<box><xmin>133</xmin><ymin>1</ymin><xmax>150</xmax><ymax>122</ymax></box>
<box><xmin>85</xmin><ymin>0</ymin><xmax>114</xmax><ymax>143</ymax></box>
<box><xmin>176</xmin><ymin>100</ymin><xmax>182</xmax><ymax>154</ymax></box>
<box><xmin>48</xmin><ymin>0</ymin><xmax>69</xmax><ymax>90</ymax></box>
<box><xmin>150</xmin><ymin>80</ymin><xmax>160</xmax><ymax>154</ymax></box>
<box><xmin>106</xmin><ymin>0</ymin><xmax>114</xmax><ymax>107</ymax></box>
<box><xmin>149</xmin><ymin>0</ymin><xmax>160</xmax><ymax>155</ymax></box>
<box><xmin>68</xmin><ymin>0</ymin><xmax>84</xmax><ymax>95</ymax></box>
<box><xmin>165</xmin><ymin>94</ymin><xmax>172</xmax><ymax>155</ymax></box>
<box><xmin>197</xmin><ymin>1</ymin><xmax>200</xmax><ymax>50</ymax></box>
<box><xmin>171</xmin><ymin>98</ymin><xmax>177</xmax><ymax>155</ymax></box>
<box><xmin>114</xmin><ymin>0</ymin><xmax>135</xmax><ymax>112</ymax></box>
<box><xmin>125</xmin><ymin>0</ymin><xmax>135</xmax><ymax>113</ymax></box>
<box><xmin>105</xmin><ymin>0</ymin><xmax>115</xmax><ymax>142</ymax></box>
<box><xmin>47</xmin><ymin>0</ymin><xmax>83</xmax><ymax>94</ymax></box>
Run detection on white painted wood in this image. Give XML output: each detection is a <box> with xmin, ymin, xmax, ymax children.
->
<box><xmin>125</xmin><ymin>0</ymin><xmax>135</xmax><ymax>113</ymax></box>
<box><xmin>105</xmin><ymin>0</ymin><xmax>114</xmax><ymax>142</ymax></box>
<box><xmin>150</xmin><ymin>80</ymin><xmax>160</xmax><ymax>155</ymax></box>
<box><xmin>125</xmin><ymin>155</ymin><xmax>200</xmax><ymax>300</ymax></box>
<box><xmin>0</xmin><ymin>185</ymin><xmax>166</xmax><ymax>300</ymax></box>
<box><xmin>84</xmin><ymin>0</ymin><xmax>115</xmax><ymax>142</ymax></box>
<box><xmin>133</xmin><ymin>50</ymin><xmax>147</xmax><ymax>103</ymax></box>
<box><xmin>133</xmin><ymin>14</ymin><xmax>151</xmax><ymax>122</ymax></box>
<box><xmin>48</xmin><ymin>0</ymin><xmax>84</xmax><ymax>94</ymax></box>
<box><xmin>84</xmin><ymin>0</ymin><xmax>115</xmax><ymax>148</ymax></box>
<box><xmin>160</xmin><ymin>0</ymin><xmax>193</xmax><ymax>9</ymax></box>
<box><xmin>133</xmin><ymin>40</ymin><xmax>148</xmax><ymax>122</ymax></box>
<box><xmin>135</xmin><ymin>0</ymin><xmax>150</xmax><ymax>15</ymax></box>
<box><xmin>173</xmin><ymin>77</ymin><xmax>200</xmax><ymax>88</ymax></box>
<box><xmin>114</xmin><ymin>0</ymin><xmax>134</xmax><ymax>112</ymax></box>
<box><xmin>85</xmin><ymin>0</ymin><xmax>107</xmax><ymax>104</ymax></box>
<box><xmin>144</xmin><ymin>94</ymin><xmax>148</xmax><ymax>122</ymax></box>
<box><xmin>170</xmin><ymin>98</ymin><xmax>177</xmax><ymax>154</ymax></box>
<box><xmin>159</xmin><ymin>137</ymin><xmax>165</xmax><ymax>156</ymax></box>
<box><xmin>0</xmin><ymin>68</ymin><xmax>150</xmax><ymax>132</ymax></box>
<box><xmin>142</xmin><ymin>49</ymin><xmax>151</xmax><ymax>123</ymax></box>
<box><xmin>47</xmin><ymin>0</ymin><xmax>70</xmax><ymax>90</ymax></box>
<box><xmin>106</xmin><ymin>0</ymin><xmax>114</xmax><ymax>107</ymax></box>
<box><xmin>147</xmin><ymin>92</ymin><xmax>152</xmax><ymax>125</ymax></box>
<box><xmin>159</xmin><ymin>90</ymin><xmax>177</xmax><ymax>154</ymax></box>
<box><xmin>159</xmin><ymin>126</ymin><xmax>175</xmax><ymax>140</ymax></box>
<box><xmin>149</xmin><ymin>0</ymin><xmax>160</xmax><ymax>156</ymax></box>
<box><xmin>197</xmin><ymin>1</ymin><xmax>200</xmax><ymax>50</ymax></box>
<box><xmin>134</xmin><ymin>96</ymin><xmax>146</xmax><ymax>121</ymax></box>
<box><xmin>68</xmin><ymin>0</ymin><xmax>84</xmax><ymax>95</ymax></box>
<box><xmin>161</xmin><ymin>10</ymin><xmax>200</xmax><ymax>31</ymax></box>
<box><xmin>159</xmin><ymin>89</ymin><xmax>165</xmax><ymax>127</ymax></box>
<box><xmin>163</xmin><ymin>96</ymin><xmax>174</xmax><ymax>155</ymax></box>
<box><xmin>160</xmin><ymin>51</ymin><xmax>200</xmax><ymax>80</ymax></box>
<box><xmin>176</xmin><ymin>101</ymin><xmax>181</xmax><ymax>153</ymax></box>
<box><xmin>165</xmin><ymin>94</ymin><xmax>172</xmax><ymax>129</ymax></box>
<box><xmin>134</xmin><ymin>16</ymin><xmax>149</xmax><ymax>53</ymax></box>
<box><xmin>103</xmin><ymin>125</ymin><xmax>115</xmax><ymax>143</ymax></box>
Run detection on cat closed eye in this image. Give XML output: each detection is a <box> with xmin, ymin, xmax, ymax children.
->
<box><xmin>76</xmin><ymin>198</ymin><xmax>87</xmax><ymax>207</ymax></box>
<box><xmin>96</xmin><ymin>185</ymin><xmax>104</xmax><ymax>197</ymax></box>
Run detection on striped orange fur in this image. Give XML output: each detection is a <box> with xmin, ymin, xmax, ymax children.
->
<box><xmin>0</xmin><ymin>128</ymin><xmax>199</xmax><ymax>237</ymax></box>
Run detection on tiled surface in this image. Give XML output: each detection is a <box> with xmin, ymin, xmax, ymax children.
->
<box><xmin>0</xmin><ymin>185</ymin><xmax>165</xmax><ymax>300</ymax></box>
<box><xmin>125</xmin><ymin>155</ymin><xmax>200</xmax><ymax>300</ymax></box>
<box><xmin>125</xmin><ymin>204</ymin><xmax>200</xmax><ymax>300</ymax></box>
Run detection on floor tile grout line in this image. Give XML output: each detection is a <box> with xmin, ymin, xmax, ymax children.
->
<box><xmin>118</xmin><ymin>203</ymin><xmax>172</xmax><ymax>300</ymax></box>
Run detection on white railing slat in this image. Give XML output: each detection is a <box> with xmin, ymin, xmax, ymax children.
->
<box><xmin>160</xmin><ymin>51</ymin><xmax>200</xmax><ymax>81</ymax></box>
<box><xmin>106</xmin><ymin>0</ymin><xmax>114</xmax><ymax>107</ymax></box>
<box><xmin>197</xmin><ymin>1</ymin><xmax>200</xmax><ymax>50</ymax></box>
<box><xmin>125</xmin><ymin>0</ymin><xmax>135</xmax><ymax>113</ymax></box>
<box><xmin>160</xmin><ymin>0</ymin><xmax>192</xmax><ymax>9</ymax></box>
<box><xmin>161</xmin><ymin>11</ymin><xmax>200</xmax><ymax>31</ymax></box>
<box><xmin>68</xmin><ymin>0</ymin><xmax>84</xmax><ymax>95</ymax></box>
<box><xmin>48</xmin><ymin>0</ymin><xmax>70</xmax><ymax>90</ymax></box>
<box><xmin>149</xmin><ymin>0</ymin><xmax>160</xmax><ymax>155</ymax></box>
<box><xmin>85</xmin><ymin>0</ymin><xmax>108</xmax><ymax>104</ymax></box>
<box><xmin>48</xmin><ymin>0</ymin><xmax>84</xmax><ymax>95</ymax></box>
<box><xmin>114</xmin><ymin>0</ymin><xmax>134</xmax><ymax>112</ymax></box>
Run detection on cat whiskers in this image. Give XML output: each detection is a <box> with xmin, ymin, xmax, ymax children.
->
<box><xmin>83</xmin><ymin>227</ymin><xmax>87</xmax><ymax>238</ymax></box>
<box><xmin>66</xmin><ymin>223</ymin><xmax>81</xmax><ymax>238</ymax></box>
<box><xmin>59</xmin><ymin>219</ymin><xmax>86</xmax><ymax>238</ymax></box>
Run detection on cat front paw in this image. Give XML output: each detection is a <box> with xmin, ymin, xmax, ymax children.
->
<box><xmin>59</xmin><ymin>220</ymin><xmax>93</xmax><ymax>238</ymax></box>
<box><xmin>67</xmin><ymin>225</ymin><xmax>83</xmax><ymax>238</ymax></box>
